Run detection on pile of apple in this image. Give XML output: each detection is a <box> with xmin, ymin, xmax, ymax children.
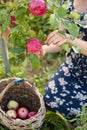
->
<box><xmin>6</xmin><ymin>100</ymin><xmax>37</xmax><ymax>120</ymax></box>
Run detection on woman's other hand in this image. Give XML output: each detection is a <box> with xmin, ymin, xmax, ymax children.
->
<box><xmin>45</xmin><ymin>30</ymin><xmax>69</xmax><ymax>46</ymax></box>
<box><xmin>35</xmin><ymin>45</ymin><xmax>48</xmax><ymax>58</ymax></box>
<box><xmin>35</xmin><ymin>44</ymin><xmax>61</xmax><ymax>58</ymax></box>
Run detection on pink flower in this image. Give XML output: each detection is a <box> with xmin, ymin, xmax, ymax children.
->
<box><xmin>26</xmin><ymin>38</ymin><xmax>42</xmax><ymax>54</ymax></box>
<box><xmin>29</xmin><ymin>0</ymin><xmax>47</xmax><ymax>16</ymax></box>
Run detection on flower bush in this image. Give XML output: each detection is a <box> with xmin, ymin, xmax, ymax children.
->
<box><xmin>0</xmin><ymin>0</ymin><xmax>84</xmax><ymax>69</ymax></box>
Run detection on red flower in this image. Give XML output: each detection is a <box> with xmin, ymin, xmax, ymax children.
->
<box><xmin>29</xmin><ymin>0</ymin><xmax>47</xmax><ymax>16</ymax></box>
<box><xmin>26</xmin><ymin>38</ymin><xmax>42</xmax><ymax>54</ymax></box>
<box><xmin>10</xmin><ymin>15</ymin><xmax>17</xmax><ymax>27</ymax></box>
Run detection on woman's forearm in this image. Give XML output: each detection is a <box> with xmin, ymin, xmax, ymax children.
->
<box><xmin>68</xmin><ymin>37</ymin><xmax>87</xmax><ymax>56</ymax></box>
<box><xmin>45</xmin><ymin>44</ymin><xmax>62</xmax><ymax>54</ymax></box>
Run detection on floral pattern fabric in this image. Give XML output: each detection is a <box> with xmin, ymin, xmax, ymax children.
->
<box><xmin>44</xmin><ymin>49</ymin><xmax>87</xmax><ymax>119</ymax></box>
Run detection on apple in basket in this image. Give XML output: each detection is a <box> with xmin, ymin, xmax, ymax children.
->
<box><xmin>6</xmin><ymin>110</ymin><xmax>17</xmax><ymax>119</ymax></box>
<box><xmin>17</xmin><ymin>107</ymin><xmax>29</xmax><ymax>119</ymax></box>
<box><xmin>27</xmin><ymin>111</ymin><xmax>37</xmax><ymax>119</ymax></box>
<box><xmin>7</xmin><ymin>100</ymin><xmax>19</xmax><ymax>110</ymax></box>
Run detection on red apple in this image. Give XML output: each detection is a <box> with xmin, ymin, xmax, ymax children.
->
<box><xmin>7</xmin><ymin>100</ymin><xmax>19</xmax><ymax>110</ymax></box>
<box><xmin>6</xmin><ymin>110</ymin><xmax>17</xmax><ymax>119</ymax></box>
<box><xmin>17</xmin><ymin>107</ymin><xmax>29</xmax><ymax>119</ymax></box>
<box><xmin>27</xmin><ymin>111</ymin><xmax>36</xmax><ymax>119</ymax></box>
<box><xmin>29</xmin><ymin>0</ymin><xmax>47</xmax><ymax>16</ymax></box>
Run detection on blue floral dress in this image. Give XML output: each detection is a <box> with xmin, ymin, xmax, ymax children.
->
<box><xmin>43</xmin><ymin>0</ymin><xmax>87</xmax><ymax>119</ymax></box>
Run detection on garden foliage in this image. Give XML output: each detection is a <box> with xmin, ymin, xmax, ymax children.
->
<box><xmin>0</xmin><ymin>0</ymin><xmax>84</xmax><ymax>69</ymax></box>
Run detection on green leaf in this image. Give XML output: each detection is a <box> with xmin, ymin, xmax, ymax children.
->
<box><xmin>62</xmin><ymin>21</ymin><xmax>79</xmax><ymax>38</ymax></box>
<box><xmin>58</xmin><ymin>30</ymin><xmax>66</xmax><ymax>36</ymax></box>
<box><xmin>29</xmin><ymin>54</ymin><xmax>40</xmax><ymax>70</ymax></box>
<box><xmin>49</xmin><ymin>0</ymin><xmax>60</xmax><ymax>7</ymax></box>
<box><xmin>23</xmin><ymin>57</ymin><xmax>29</xmax><ymax>67</ymax></box>
<box><xmin>46</xmin><ymin>0</ymin><xmax>53</xmax><ymax>8</ymax></box>
<box><xmin>50</xmin><ymin>14</ymin><xmax>59</xmax><ymax>29</ymax></box>
<box><xmin>11</xmin><ymin>46</ymin><xmax>24</xmax><ymax>55</ymax></box>
<box><xmin>37</xmin><ymin>30</ymin><xmax>44</xmax><ymax>39</ymax></box>
<box><xmin>15</xmin><ymin>7</ymin><xmax>27</xmax><ymax>17</ymax></box>
<box><xmin>0</xmin><ymin>9</ymin><xmax>8</xmax><ymax>15</ymax></box>
<box><xmin>46</xmin><ymin>0</ymin><xmax>60</xmax><ymax>8</ymax></box>
<box><xmin>68</xmin><ymin>12</ymin><xmax>80</xmax><ymax>19</ymax></box>
<box><xmin>72</xmin><ymin>46</ymin><xmax>81</xmax><ymax>54</ymax></box>
<box><xmin>62</xmin><ymin>0</ymin><xmax>71</xmax><ymax>10</ymax></box>
<box><xmin>61</xmin><ymin>43</ymin><xmax>71</xmax><ymax>52</ymax></box>
<box><xmin>55</xmin><ymin>7</ymin><xmax>67</xmax><ymax>19</ymax></box>
<box><xmin>74</xmin><ymin>126</ymin><xmax>83</xmax><ymax>130</ymax></box>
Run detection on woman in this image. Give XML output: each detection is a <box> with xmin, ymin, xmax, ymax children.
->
<box><xmin>37</xmin><ymin>0</ymin><xmax>87</xmax><ymax>119</ymax></box>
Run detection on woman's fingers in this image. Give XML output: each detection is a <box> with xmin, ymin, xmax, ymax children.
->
<box><xmin>45</xmin><ymin>30</ymin><xmax>58</xmax><ymax>44</ymax></box>
<box><xmin>56</xmin><ymin>39</ymin><xmax>67</xmax><ymax>46</ymax></box>
<box><xmin>35</xmin><ymin>50</ymin><xmax>43</xmax><ymax>58</ymax></box>
<box><xmin>49</xmin><ymin>36</ymin><xmax>63</xmax><ymax>45</ymax></box>
<box><xmin>46</xmin><ymin>34</ymin><xmax>63</xmax><ymax>45</ymax></box>
<box><xmin>45</xmin><ymin>30</ymin><xmax>66</xmax><ymax>45</ymax></box>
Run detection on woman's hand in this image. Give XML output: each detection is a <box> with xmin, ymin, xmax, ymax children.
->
<box><xmin>45</xmin><ymin>30</ymin><xmax>69</xmax><ymax>46</ymax></box>
<box><xmin>36</xmin><ymin>44</ymin><xmax>61</xmax><ymax>58</ymax></box>
<box><xmin>35</xmin><ymin>45</ymin><xmax>48</xmax><ymax>58</ymax></box>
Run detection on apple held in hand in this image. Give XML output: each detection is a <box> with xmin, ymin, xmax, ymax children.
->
<box><xmin>26</xmin><ymin>38</ymin><xmax>42</xmax><ymax>54</ymax></box>
<box><xmin>6</xmin><ymin>110</ymin><xmax>17</xmax><ymax>119</ymax></box>
<box><xmin>28</xmin><ymin>111</ymin><xmax>37</xmax><ymax>119</ymax></box>
<box><xmin>7</xmin><ymin>100</ymin><xmax>19</xmax><ymax>110</ymax></box>
<box><xmin>29</xmin><ymin>0</ymin><xmax>47</xmax><ymax>16</ymax></box>
<box><xmin>17</xmin><ymin>107</ymin><xmax>29</xmax><ymax>119</ymax></box>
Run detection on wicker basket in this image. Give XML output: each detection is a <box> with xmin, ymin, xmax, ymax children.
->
<box><xmin>0</xmin><ymin>78</ymin><xmax>46</xmax><ymax>130</ymax></box>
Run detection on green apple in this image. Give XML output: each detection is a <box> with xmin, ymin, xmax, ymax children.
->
<box><xmin>6</xmin><ymin>110</ymin><xmax>17</xmax><ymax>119</ymax></box>
<box><xmin>7</xmin><ymin>100</ymin><xmax>19</xmax><ymax>110</ymax></box>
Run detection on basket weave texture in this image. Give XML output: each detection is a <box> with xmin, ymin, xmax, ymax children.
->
<box><xmin>0</xmin><ymin>78</ymin><xmax>46</xmax><ymax>130</ymax></box>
